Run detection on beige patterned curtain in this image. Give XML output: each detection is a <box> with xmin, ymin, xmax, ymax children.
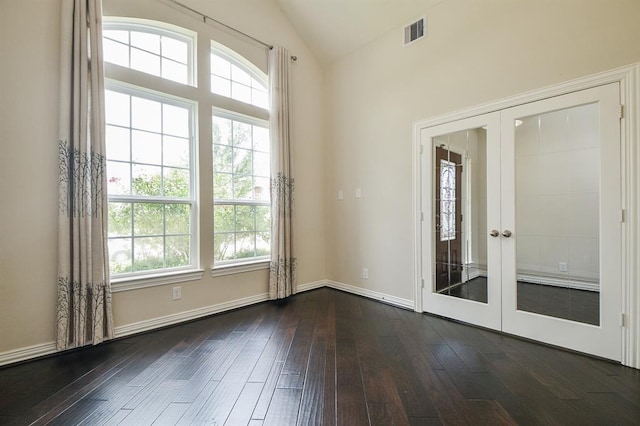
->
<box><xmin>268</xmin><ymin>46</ymin><xmax>296</xmax><ymax>299</ymax></box>
<box><xmin>57</xmin><ymin>0</ymin><xmax>113</xmax><ymax>350</ymax></box>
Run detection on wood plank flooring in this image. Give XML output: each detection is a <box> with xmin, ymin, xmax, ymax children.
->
<box><xmin>1</xmin><ymin>288</ymin><xmax>639</xmax><ymax>425</ymax></box>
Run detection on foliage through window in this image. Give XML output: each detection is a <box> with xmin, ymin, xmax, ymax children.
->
<box><xmin>105</xmin><ymin>89</ymin><xmax>195</xmax><ymax>274</ymax></box>
<box><xmin>103</xmin><ymin>18</ymin><xmax>271</xmax><ymax>278</ymax></box>
<box><xmin>213</xmin><ymin>113</ymin><xmax>270</xmax><ymax>263</ymax></box>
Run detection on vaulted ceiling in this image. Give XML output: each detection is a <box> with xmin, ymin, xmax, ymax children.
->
<box><xmin>274</xmin><ymin>0</ymin><xmax>445</xmax><ymax>64</ymax></box>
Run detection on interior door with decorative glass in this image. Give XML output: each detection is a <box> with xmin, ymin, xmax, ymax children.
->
<box><xmin>421</xmin><ymin>112</ymin><xmax>502</xmax><ymax>331</ymax></box>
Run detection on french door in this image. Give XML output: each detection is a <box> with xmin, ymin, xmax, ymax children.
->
<box><xmin>420</xmin><ymin>83</ymin><xmax>622</xmax><ymax>361</ymax></box>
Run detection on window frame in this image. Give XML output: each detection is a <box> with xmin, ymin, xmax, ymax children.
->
<box><xmin>212</xmin><ymin>108</ymin><xmax>271</xmax><ymax>270</ymax></box>
<box><xmin>105</xmin><ymin>82</ymin><xmax>200</xmax><ymax>280</ymax></box>
<box><xmin>103</xmin><ymin>17</ymin><xmax>271</xmax><ymax>283</ymax></box>
<box><xmin>210</xmin><ymin>41</ymin><xmax>269</xmax><ymax>110</ymax></box>
<box><xmin>103</xmin><ymin>18</ymin><xmax>197</xmax><ymax>87</ymax></box>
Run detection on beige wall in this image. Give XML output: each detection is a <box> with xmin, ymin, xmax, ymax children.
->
<box><xmin>325</xmin><ymin>0</ymin><xmax>640</xmax><ymax>301</ymax></box>
<box><xmin>3</xmin><ymin>0</ymin><xmax>640</xmax><ymax>360</ymax></box>
<box><xmin>0</xmin><ymin>0</ymin><xmax>326</xmax><ymax>355</ymax></box>
<box><xmin>0</xmin><ymin>0</ymin><xmax>62</xmax><ymax>355</ymax></box>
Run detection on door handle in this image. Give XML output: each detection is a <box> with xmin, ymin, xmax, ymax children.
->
<box><xmin>502</xmin><ymin>230</ymin><xmax>512</xmax><ymax>238</ymax></box>
<box><xmin>490</xmin><ymin>229</ymin><xmax>500</xmax><ymax>237</ymax></box>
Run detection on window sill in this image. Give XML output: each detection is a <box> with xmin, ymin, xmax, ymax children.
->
<box><xmin>212</xmin><ymin>260</ymin><xmax>270</xmax><ymax>277</ymax></box>
<box><xmin>111</xmin><ymin>269</ymin><xmax>205</xmax><ymax>293</ymax></box>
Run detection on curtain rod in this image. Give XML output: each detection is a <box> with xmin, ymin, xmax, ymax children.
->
<box><xmin>167</xmin><ymin>0</ymin><xmax>297</xmax><ymax>61</ymax></box>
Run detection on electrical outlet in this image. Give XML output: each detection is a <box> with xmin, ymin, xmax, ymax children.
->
<box><xmin>559</xmin><ymin>262</ymin><xmax>568</xmax><ymax>272</ymax></box>
<box><xmin>172</xmin><ymin>286</ymin><xmax>182</xmax><ymax>300</ymax></box>
<box><xmin>362</xmin><ymin>268</ymin><xmax>368</xmax><ymax>279</ymax></box>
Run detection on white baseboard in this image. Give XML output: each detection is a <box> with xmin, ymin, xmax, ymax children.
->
<box><xmin>326</xmin><ymin>280</ymin><xmax>414</xmax><ymax>310</ymax></box>
<box><xmin>114</xmin><ymin>292</ymin><xmax>270</xmax><ymax>338</ymax></box>
<box><xmin>296</xmin><ymin>279</ymin><xmax>327</xmax><ymax>293</ymax></box>
<box><xmin>0</xmin><ymin>342</ymin><xmax>57</xmax><ymax>367</ymax></box>
<box><xmin>115</xmin><ymin>279</ymin><xmax>329</xmax><ymax>338</ymax></box>
<box><xmin>517</xmin><ymin>273</ymin><xmax>599</xmax><ymax>292</ymax></box>
<box><xmin>0</xmin><ymin>279</ymin><xmax>411</xmax><ymax>366</ymax></box>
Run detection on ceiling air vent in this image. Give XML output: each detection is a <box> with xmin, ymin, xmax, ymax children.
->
<box><xmin>403</xmin><ymin>17</ymin><xmax>425</xmax><ymax>47</ymax></box>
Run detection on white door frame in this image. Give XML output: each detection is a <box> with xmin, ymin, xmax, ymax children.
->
<box><xmin>412</xmin><ymin>63</ymin><xmax>640</xmax><ymax>369</ymax></box>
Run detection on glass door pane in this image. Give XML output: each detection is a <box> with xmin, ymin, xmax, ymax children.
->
<box><xmin>433</xmin><ymin>129</ymin><xmax>488</xmax><ymax>304</ymax></box>
<box><xmin>514</xmin><ymin>104</ymin><xmax>600</xmax><ymax>325</ymax></box>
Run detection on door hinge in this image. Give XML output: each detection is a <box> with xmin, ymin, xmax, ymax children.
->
<box><xmin>621</xmin><ymin>209</ymin><xmax>625</xmax><ymax>223</ymax></box>
<box><xmin>421</xmin><ymin>212</ymin><xmax>424</xmax><ymax>221</ymax></box>
<box><xmin>621</xmin><ymin>312</ymin><xmax>625</xmax><ymax>327</ymax></box>
<box><xmin>420</xmin><ymin>144</ymin><xmax>424</xmax><ymax>154</ymax></box>
<box><xmin>619</xmin><ymin>104</ymin><xmax>624</xmax><ymax>119</ymax></box>
<box><xmin>421</xmin><ymin>278</ymin><xmax>425</xmax><ymax>288</ymax></box>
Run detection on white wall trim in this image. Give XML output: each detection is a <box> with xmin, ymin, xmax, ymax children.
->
<box><xmin>114</xmin><ymin>292</ymin><xmax>269</xmax><ymax>338</ymax></box>
<box><xmin>519</xmin><ymin>274</ymin><xmax>599</xmax><ymax>292</ymax></box>
<box><xmin>621</xmin><ymin>63</ymin><xmax>640</xmax><ymax>369</ymax></box>
<box><xmin>297</xmin><ymin>280</ymin><xmax>328</xmax><ymax>292</ymax></box>
<box><xmin>112</xmin><ymin>269</ymin><xmax>205</xmax><ymax>293</ymax></box>
<box><xmin>0</xmin><ymin>342</ymin><xmax>57</xmax><ymax>367</ymax></box>
<box><xmin>413</xmin><ymin>63</ymin><xmax>640</xmax><ymax>368</ymax></box>
<box><xmin>326</xmin><ymin>280</ymin><xmax>414</xmax><ymax>310</ymax></box>
<box><xmin>0</xmin><ymin>280</ymin><xmax>411</xmax><ymax>367</ymax></box>
<box><xmin>211</xmin><ymin>261</ymin><xmax>269</xmax><ymax>277</ymax></box>
<box><xmin>412</xmin><ymin>121</ymin><xmax>424</xmax><ymax>313</ymax></box>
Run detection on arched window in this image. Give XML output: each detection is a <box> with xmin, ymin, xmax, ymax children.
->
<box><xmin>211</xmin><ymin>43</ymin><xmax>270</xmax><ymax>265</ymax></box>
<box><xmin>102</xmin><ymin>18</ymin><xmax>270</xmax><ymax>283</ymax></box>
<box><xmin>103</xmin><ymin>19</ymin><xmax>195</xmax><ymax>85</ymax></box>
<box><xmin>211</xmin><ymin>43</ymin><xmax>268</xmax><ymax>109</ymax></box>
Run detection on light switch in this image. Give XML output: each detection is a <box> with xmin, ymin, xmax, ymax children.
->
<box><xmin>338</xmin><ymin>190</ymin><xmax>344</xmax><ymax>200</ymax></box>
<box><xmin>355</xmin><ymin>187</ymin><xmax>362</xmax><ymax>198</ymax></box>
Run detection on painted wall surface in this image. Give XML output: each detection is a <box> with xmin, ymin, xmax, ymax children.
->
<box><xmin>325</xmin><ymin>0</ymin><xmax>640</xmax><ymax>301</ymax></box>
<box><xmin>0</xmin><ymin>0</ymin><xmax>61</xmax><ymax>354</ymax></box>
<box><xmin>0</xmin><ymin>0</ymin><xmax>325</xmax><ymax>355</ymax></box>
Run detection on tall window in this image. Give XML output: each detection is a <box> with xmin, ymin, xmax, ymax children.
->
<box><xmin>211</xmin><ymin>43</ymin><xmax>270</xmax><ymax>266</ymax></box>
<box><xmin>213</xmin><ymin>113</ymin><xmax>270</xmax><ymax>264</ymax></box>
<box><xmin>106</xmin><ymin>89</ymin><xmax>195</xmax><ymax>274</ymax></box>
<box><xmin>103</xmin><ymin>18</ymin><xmax>270</xmax><ymax>279</ymax></box>
<box><xmin>104</xmin><ymin>20</ymin><xmax>197</xmax><ymax>278</ymax></box>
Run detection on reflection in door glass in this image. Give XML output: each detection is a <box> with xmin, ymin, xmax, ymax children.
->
<box><xmin>440</xmin><ymin>159</ymin><xmax>456</xmax><ymax>241</ymax></box>
<box><xmin>514</xmin><ymin>103</ymin><xmax>600</xmax><ymax>325</ymax></box>
<box><xmin>433</xmin><ymin>128</ymin><xmax>488</xmax><ymax>303</ymax></box>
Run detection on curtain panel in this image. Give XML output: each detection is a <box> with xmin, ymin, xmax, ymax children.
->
<box><xmin>57</xmin><ymin>0</ymin><xmax>113</xmax><ymax>350</ymax></box>
<box><xmin>268</xmin><ymin>46</ymin><xmax>296</xmax><ymax>299</ymax></box>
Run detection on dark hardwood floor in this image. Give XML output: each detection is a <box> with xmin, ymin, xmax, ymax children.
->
<box><xmin>440</xmin><ymin>278</ymin><xmax>600</xmax><ymax>326</ymax></box>
<box><xmin>1</xmin><ymin>288</ymin><xmax>639</xmax><ymax>425</ymax></box>
<box><xmin>517</xmin><ymin>281</ymin><xmax>600</xmax><ymax>326</ymax></box>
